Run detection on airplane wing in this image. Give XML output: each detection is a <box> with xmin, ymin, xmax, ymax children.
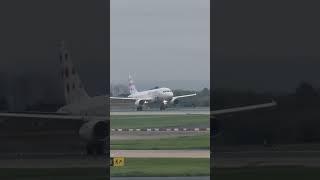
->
<box><xmin>211</xmin><ymin>101</ymin><xmax>277</xmax><ymax>115</ymax></box>
<box><xmin>110</xmin><ymin>97</ymin><xmax>153</xmax><ymax>101</ymax></box>
<box><xmin>110</xmin><ymin>97</ymin><xmax>137</xmax><ymax>100</ymax></box>
<box><xmin>172</xmin><ymin>93</ymin><xmax>197</xmax><ymax>99</ymax></box>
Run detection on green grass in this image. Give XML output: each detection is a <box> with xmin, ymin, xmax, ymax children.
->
<box><xmin>111</xmin><ymin>134</ymin><xmax>210</xmax><ymax>150</ymax></box>
<box><xmin>111</xmin><ymin>115</ymin><xmax>209</xmax><ymax>129</ymax></box>
<box><xmin>0</xmin><ymin>168</ymin><xmax>108</xmax><ymax>180</ymax></box>
<box><xmin>214</xmin><ymin>166</ymin><xmax>320</xmax><ymax>180</ymax></box>
<box><xmin>111</xmin><ymin>158</ymin><xmax>210</xmax><ymax>177</ymax></box>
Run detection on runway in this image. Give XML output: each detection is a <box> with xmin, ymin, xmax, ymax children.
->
<box><xmin>110</xmin><ymin>150</ymin><xmax>210</xmax><ymax>158</ymax></box>
<box><xmin>214</xmin><ymin>149</ymin><xmax>320</xmax><ymax>168</ymax></box>
<box><xmin>0</xmin><ymin>156</ymin><xmax>106</xmax><ymax>168</ymax></box>
<box><xmin>111</xmin><ymin>127</ymin><xmax>210</xmax><ymax>132</ymax></box>
<box><xmin>111</xmin><ymin>111</ymin><xmax>209</xmax><ymax>116</ymax></box>
<box><xmin>110</xmin><ymin>108</ymin><xmax>209</xmax><ymax>116</ymax></box>
<box><xmin>111</xmin><ymin>177</ymin><xmax>210</xmax><ymax>180</ymax></box>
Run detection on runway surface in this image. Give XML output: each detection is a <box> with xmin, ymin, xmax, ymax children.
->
<box><xmin>214</xmin><ymin>150</ymin><xmax>320</xmax><ymax>167</ymax></box>
<box><xmin>110</xmin><ymin>150</ymin><xmax>210</xmax><ymax>158</ymax></box>
<box><xmin>0</xmin><ymin>156</ymin><xmax>106</xmax><ymax>168</ymax></box>
<box><xmin>111</xmin><ymin>177</ymin><xmax>210</xmax><ymax>180</ymax></box>
<box><xmin>110</xmin><ymin>108</ymin><xmax>209</xmax><ymax>116</ymax></box>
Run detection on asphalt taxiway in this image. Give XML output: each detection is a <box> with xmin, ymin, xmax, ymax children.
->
<box><xmin>110</xmin><ymin>108</ymin><xmax>209</xmax><ymax>116</ymax></box>
<box><xmin>0</xmin><ymin>156</ymin><xmax>106</xmax><ymax>168</ymax></box>
<box><xmin>111</xmin><ymin>111</ymin><xmax>209</xmax><ymax>116</ymax></box>
<box><xmin>214</xmin><ymin>150</ymin><xmax>320</xmax><ymax>168</ymax></box>
<box><xmin>111</xmin><ymin>177</ymin><xmax>210</xmax><ymax>180</ymax></box>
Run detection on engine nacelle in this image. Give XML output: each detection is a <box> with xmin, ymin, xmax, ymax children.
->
<box><xmin>170</xmin><ymin>98</ymin><xmax>179</xmax><ymax>105</ymax></box>
<box><xmin>79</xmin><ymin>120</ymin><xmax>108</xmax><ymax>142</ymax></box>
<box><xmin>135</xmin><ymin>99</ymin><xmax>145</xmax><ymax>106</ymax></box>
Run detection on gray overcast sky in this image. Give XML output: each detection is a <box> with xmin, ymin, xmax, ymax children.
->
<box><xmin>0</xmin><ymin>0</ymin><xmax>108</xmax><ymax>96</ymax></box>
<box><xmin>110</xmin><ymin>0</ymin><xmax>210</xmax><ymax>84</ymax></box>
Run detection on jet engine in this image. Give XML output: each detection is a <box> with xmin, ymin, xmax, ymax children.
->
<box><xmin>79</xmin><ymin>119</ymin><xmax>108</xmax><ymax>142</ymax></box>
<box><xmin>163</xmin><ymin>100</ymin><xmax>168</xmax><ymax>105</ymax></box>
<box><xmin>134</xmin><ymin>99</ymin><xmax>145</xmax><ymax>106</ymax></box>
<box><xmin>170</xmin><ymin>98</ymin><xmax>179</xmax><ymax>105</ymax></box>
<box><xmin>79</xmin><ymin>119</ymin><xmax>108</xmax><ymax>155</ymax></box>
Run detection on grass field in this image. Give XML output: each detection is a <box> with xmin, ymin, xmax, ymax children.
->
<box><xmin>111</xmin><ymin>115</ymin><xmax>209</xmax><ymax>129</ymax></box>
<box><xmin>111</xmin><ymin>158</ymin><xmax>210</xmax><ymax>177</ymax></box>
<box><xmin>111</xmin><ymin>134</ymin><xmax>210</xmax><ymax>150</ymax></box>
<box><xmin>0</xmin><ymin>168</ymin><xmax>108</xmax><ymax>180</ymax></box>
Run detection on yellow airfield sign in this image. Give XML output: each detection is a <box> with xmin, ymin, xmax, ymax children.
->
<box><xmin>111</xmin><ymin>157</ymin><xmax>125</xmax><ymax>167</ymax></box>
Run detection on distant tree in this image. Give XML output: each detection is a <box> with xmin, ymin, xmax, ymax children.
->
<box><xmin>199</xmin><ymin>88</ymin><xmax>210</xmax><ymax>96</ymax></box>
<box><xmin>111</xmin><ymin>84</ymin><xmax>129</xmax><ymax>96</ymax></box>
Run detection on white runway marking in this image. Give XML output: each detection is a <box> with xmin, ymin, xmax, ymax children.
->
<box><xmin>111</xmin><ymin>128</ymin><xmax>210</xmax><ymax>132</ymax></box>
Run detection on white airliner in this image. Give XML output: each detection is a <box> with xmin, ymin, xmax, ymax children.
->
<box><xmin>111</xmin><ymin>76</ymin><xmax>197</xmax><ymax>111</ymax></box>
<box><xmin>0</xmin><ymin>41</ymin><xmax>108</xmax><ymax>155</ymax></box>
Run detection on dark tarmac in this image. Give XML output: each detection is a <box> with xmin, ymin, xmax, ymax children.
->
<box><xmin>111</xmin><ymin>177</ymin><xmax>210</xmax><ymax>180</ymax></box>
<box><xmin>214</xmin><ymin>149</ymin><xmax>320</xmax><ymax>167</ymax></box>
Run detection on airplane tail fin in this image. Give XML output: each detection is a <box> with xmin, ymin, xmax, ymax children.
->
<box><xmin>128</xmin><ymin>74</ymin><xmax>138</xmax><ymax>95</ymax></box>
<box><xmin>59</xmin><ymin>41</ymin><xmax>89</xmax><ymax>105</ymax></box>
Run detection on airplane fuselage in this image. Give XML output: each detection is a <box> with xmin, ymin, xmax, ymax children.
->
<box><xmin>128</xmin><ymin>87</ymin><xmax>174</xmax><ymax>103</ymax></box>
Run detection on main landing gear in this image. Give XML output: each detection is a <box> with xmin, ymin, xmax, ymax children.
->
<box><xmin>160</xmin><ymin>104</ymin><xmax>166</xmax><ymax>111</ymax></box>
<box><xmin>137</xmin><ymin>106</ymin><xmax>143</xmax><ymax>111</ymax></box>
